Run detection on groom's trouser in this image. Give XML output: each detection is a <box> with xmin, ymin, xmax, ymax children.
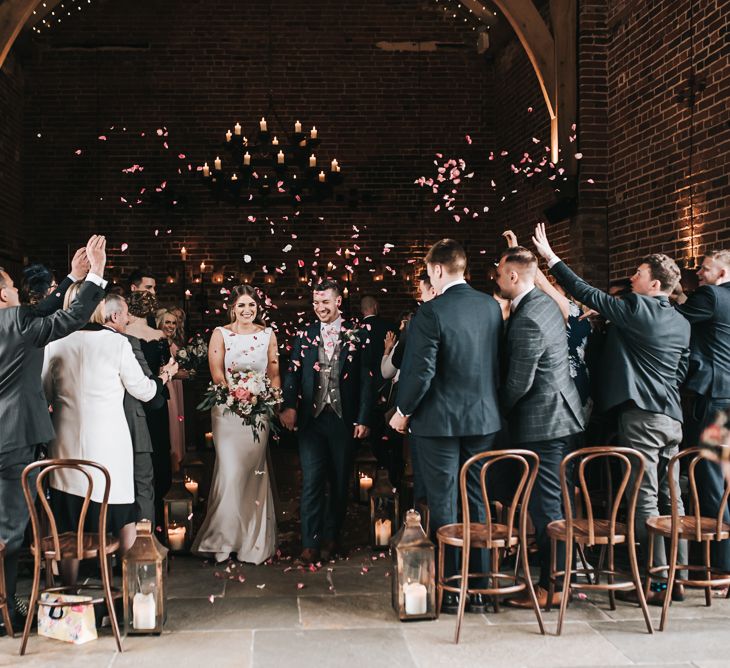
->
<box><xmin>411</xmin><ymin>433</ymin><xmax>496</xmax><ymax>589</ymax></box>
<box><xmin>0</xmin><ymin>445</ymin><xmax>40</xmax><ymax>617</ymax></box>
<box><xmin>298</xmin><ymin>409</ymin><xmax>356</xmax><ymax>549</ymax></box>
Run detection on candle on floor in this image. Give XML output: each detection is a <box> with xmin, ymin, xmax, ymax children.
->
<box><xmin>403</xmin><ymin>581</ymin><xmax>428</xmax><ymax>616</ymax></box>
<box><xmin>167</xmin><ymin>525</ymin><xmax>186</xmax><ymax>552</ymax></box>
<box><xmin>260</xmin><ymin>117</ymin><xmax>267</xmax><ymax>132</ymax></box>
<box><xmin>184</xmin><ymin>478</ymin><xmax>199</xmax><ymax>504</ymax></box>
<box><xmin>205</xmin><ymin>431</ymin><xmax>214</xmax><ymax>448</ymax></box>
<box><xmin>375</xmin><ymin>518</ymin><xmax>391</xmax><ymax>546</ymax></box>
<box><xmin>359</xmin><ymin>474</ymin><xmax>373</xmax><ymax>502</ymax></box>
<box><xmin>234</xmin><ymin>122</ymin><xmax>241</xmax><ymax>136</ymax></box>
<box><xmin>132</xmin><ymin>591</ymin><xmax>157</xmax><ymax>630</ymax></box>
<box><xmin>294</xmin><ymin>120</ymin><xmax>302</xmax><ymax>133</ymax></box>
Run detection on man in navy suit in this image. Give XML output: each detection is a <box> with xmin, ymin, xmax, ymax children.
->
<box><xmin>390</xmin><ymin>239</ymin><xmax>503</xmax><ymax>614</ymax></box>
<box><xmin>281</xmin><ymin>280</ymin><xmax>372</xmax><ymax>563</ymax></box>
<box><xmin>677</xmin><ymin>250</ymin><xmax>730</xmax><ymax>572</ymax></box>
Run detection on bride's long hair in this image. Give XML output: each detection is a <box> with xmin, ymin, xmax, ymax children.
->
<box><xmin>229</xmin><ymin>284</ymin><xmax>267</xmax><ymax>326</ymax></box>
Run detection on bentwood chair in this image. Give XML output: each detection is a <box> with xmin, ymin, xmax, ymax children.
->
<box><xmin>0</xmin><ymin>542</ymin><xmax>12</xmax><ymax>637</ymax></box>
<box><xmin>645</xmin><ymin>446</ymin><xmax>730</xmax><ymax>631</ymax></box>
<box><xmin>547</xmin><ymin>446</ymin><xmax>653</xmax><ymax>636</ymax></box>
<box><xmin>436</xmin><ymin>449</ymin><xmax>545</xmax><ymax>643</ymax></box>
<box><xmin>20</xmin><ymin>459</ymin><xmax>123</xmax><ymax>655</ymax></box>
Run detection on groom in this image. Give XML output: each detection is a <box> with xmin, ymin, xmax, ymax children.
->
<box><xmin>281</xmin><ymin>279</ymin><xmax>372</xmax><ymax>563</ymax></box>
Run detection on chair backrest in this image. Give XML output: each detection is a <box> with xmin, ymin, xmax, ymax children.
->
<box><xmin>560</xmin><ymin>446</ymin><xmax>646</xmax><ymax>546</ymax></box>
<box><xmin>459</xmin><ymin>448</ymin><xmax>539</xmax><ymax>550</ymax></box>
<box><xmin>667</xmin><ymin>445</ymin><xmax>730</xmax><ymax>541</ymax></box>
<box><xmin>21</xmin><ymin>459</ymin><xmax>112</xmax><ymax>560</ymax></box>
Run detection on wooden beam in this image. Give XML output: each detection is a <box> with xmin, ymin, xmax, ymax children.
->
<box><xmin>550</xmin><ymin>0</ymin><xmax>577</xmax><ymax>172</ymax></box>
<box><xmin>0</xmin><ymin>0</ymin><xmax>39</xmax><ymax>70</ymax></box>
<box><xmin>489</xmin><ymin>0</ymin><xmax>557</xmax><ymax>120</ymax></box>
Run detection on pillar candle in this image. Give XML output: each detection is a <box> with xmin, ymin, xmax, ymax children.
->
<box><xmin>375</xmin><ymin>518</ymin><xmax>392</xmax><ymax>546</ymax></box>
<box><xmin>214</xmin><ymin>156</ymin><xmax>221</xmax><ymax>170</ymax></box>
<box><xmin>309</xmin><ymin>154</ymin><xmax>316</xmax><ymax>168</ymax></box>
<box><xmin>231</xmin><ymin>173</ymin><xmax>238</xmax><ymax>182</ymax></box>
<box><xmin>403</xmin><ymin>582</ymin><xmax>428</xmax><ymax>615</ymax></box>
<box><xmin>277</xmin><ymin>150</ymin><xmax>285</xmax><ymax>164</ymax></box>
<box><xmin>225</xmin><ymin>130</ymin><xmax>232</xmax><ymax>142</ymax></box>
<box><xmin>202</xmin><ymin>163</ymin><xmax>210</xmax><ymax>177</ymax></box>
<box><xmin>205</xmin><ymin>432</ymin><xmax>214</xmax><ymax>448</ymax></box>
<box><xmin>359</xmin><ymin>475</ymin><xmax>373</xmax><ymax>502</ymax></box>
<box><xmin>234</xmin><ymin>122</ymin><xmax>241</xmax><ymax>136</ymax></box>
<box><xmin>243</xmin><ymin>152</ymin><xmax>251</xmax><ymax>166</ymax></box>
<box><xmin>185</xmin><ymin>478</ymin><xmax>199</xmax><ymax>505</ymax></box>
<box><xmin>180</xmin><ymin>246</ymin><xmax>187</xmax><ymax>261</ymax></box>
<box><xmin>310</xmin><ymin>126</ymin><xmax>317</xmax><ymax>139</ymax></box>
<box><xmin>318</xmin><ymin>170</ymin><xmax>326</xmax><ymax>183</ymax></box>
<box><xmin>167</xmin><ymin>525</ymin><xmax>186</xmax><ymax>551</ymax></box>
<box><xmin>294</xmin><ymin>120</ymin><xmax>302</xmax><ymax>133</ymax></box>
<box><xmin>132</xmin><ymin>592</ymin><xmax>157</xmax><ymax>630</ymax></box>
<box><xmin>260</xmin><ymin>117</ymin><xmax>267</xmax><ymax>131</ymax></box>
<box><xmin>331</xmin><ymin>159</ymin><xmax>338</xmax><ymax>172</ymax></box>
<box><xmin>272</xmin><ymin>135</ymin><xmax>279</xmax><ymax>146</ymax></box>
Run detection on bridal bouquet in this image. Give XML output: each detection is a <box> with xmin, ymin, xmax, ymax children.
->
<box><xmin>197</xmin><ymin>369</ymin><xmax>283</xmax><ymax>441</ymax></box>
<box><xmin>175</xmin><ymin>333</ymin><xmax>208</xmax><ymax>376</ymax></box>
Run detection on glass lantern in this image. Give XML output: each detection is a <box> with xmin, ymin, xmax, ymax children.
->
<box><xmin>370</xmin><ymin>469</ymin><xmax>400</xmax><ymax>550</ymax></box>
<box><xmin>390</xmin><ymin>509</ymin><xmax>436</xmax><ymax>621</ymax></box>
<box><xmin>123</xmin><ymin>520</ymin><xmax>169</xmax><ymax>634</ymax></box>
<box><xmin>163</xmin><ymin>478</ymin><xmax>194</xmax><ymax>552</ymax></box>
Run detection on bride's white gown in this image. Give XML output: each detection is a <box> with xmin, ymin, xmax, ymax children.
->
<box><xmin>192</xmin><ymin>326</ymin><xmax>277</xmax><ymax>563</ymax></box>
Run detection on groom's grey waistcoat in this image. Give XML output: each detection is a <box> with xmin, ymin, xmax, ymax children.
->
<box><xmin>313</xmin><ymin>340</ymin><xmax>343</xmax><ymax>418</ymax></box>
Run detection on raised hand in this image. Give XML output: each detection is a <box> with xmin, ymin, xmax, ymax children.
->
<box><xmin>383</xmin><ymin>331</ymin><xmax>396</xmax><ymax>355</ymax></box>
<box><xmin>70</xmin><ymin>247</ymin><xmax>90</xmax><ymax>280</ymax></box>
<box><xmin>531</xmin><ymin>222</ymin><xmax>555</xmax><ymax>261</ymax></box>
<box><xmin>85</xmin><ymin>235</ymin><xmax>107</xmax><ymax>277</ymax></box>
<box><xmin>502</xmin><ymin>230</ymin><xmax>518</xmax><ymax>248</ymax></box>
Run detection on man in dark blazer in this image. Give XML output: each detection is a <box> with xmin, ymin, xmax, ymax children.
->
<box><xmin>533</xmin><ymin>222</ymin><xmax>691</xmax><ymax>603</ymax></box>
<box><xmin>496</xmin><ymin>246</ymin><xmax>584</xmax><ymax>608</ymax></box>
<box><xmin>281</xmin><ymin>280</ymin><xmax>373</xmax><ymax>563</ymax></box>
<box><xmin>0</xmin><ymin>235</ymin><xmax>107</xmax><ymax>634</ymax></box>
<box><xmin>677</xmin><ymin>250</ymin><xmax>730</xmax><ymax>572</ymax></box>
<box><xmin>390</xmin><ymin>239</ymin><xmax>503</xmax><ymax>614</ymax></box>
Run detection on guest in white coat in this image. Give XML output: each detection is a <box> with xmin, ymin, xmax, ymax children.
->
<box><xmin>42</xmin><ymin>285</ymin><xmax>178</xmax><ymax>580</ymax></box>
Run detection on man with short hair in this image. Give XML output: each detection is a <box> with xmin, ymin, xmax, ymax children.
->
<box><xmin>0</xmin><ymin>235</ymin><xmax>108</xmax><ymax>636</ymax></box>
<box><xmin>127</xmin><ymin>269</ymin><xmax>156</xmax><ymax>296</ymax></box>
<box><xmin>390</xmin><ymin>239</ymin><xmax>503</xmax><ymax>614</ymax></box>
<box><xmin>677</xmin><ymin>250</ymin><xmax>730</xmax><ymax>572</ymax></box>
<box><xmin>281</xmin><ymin>280</ymin><xmax>373</xmax><ymax>563</ymax></box>
<box><xmin>496</xmin><ymin>245</ymin><xmax>584</xmax><ymax>608</ymax></box>
<box><xmin>533</xmin><ymin>222</ymin><xmax>691</xmax><ymax>603</ymax></box>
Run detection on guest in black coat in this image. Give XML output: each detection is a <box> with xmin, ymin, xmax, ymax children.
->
<box><xmin>677</xmin><ymin>250</ymin><xmax>730</xmax><ymax>571</ymax></box>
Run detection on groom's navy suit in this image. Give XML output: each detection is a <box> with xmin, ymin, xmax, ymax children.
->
<box><xmin>397</xmin><ymin>282</ymin><xmax>503</xmax><ymax>585</ymax></box>
<box><xmin>283</xmin><ymin>319</ymin><xmax>373</xmax><ymax>549</ymax></box>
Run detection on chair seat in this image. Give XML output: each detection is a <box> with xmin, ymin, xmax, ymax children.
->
<box><xmin>646</xmin><ymin>515</ymin><xmax>730</xmax><ymax>541</ymax></box>
<box><xmin>33</xmin><ymin>532</ymin><xmax>120</xmax><ymax>560</ymax></box>
<box><xmin>547</xmin><ymin>519</ymin><xmax>628</xmax><ymax>545</ymax></box>
<box><xmin>436</xmin><ymin>522</ymin><xmax>520</xmax><ymax>548</ymax></box>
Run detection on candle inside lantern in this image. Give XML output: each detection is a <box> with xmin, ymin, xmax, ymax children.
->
<box><xmin>260</xmin><ymin>117</ymin><xmax>267</xmax><ymax>131</ymax></box>
<box><xmin>132</xmin><ymin>591</ymin><xmax>157</xmax><ymax>630</ymax></box>
<box><xmin>375</xmin><ymin>518</ymin><xmax>392</xmax><ymax>546</ymax></box>
<box><xmin>168</xmin><ymin>524</ymin><xmax>186</xmax><ymax>551</ymax></box>
<box><xmin>294</xmin><ymin>119</ymin><xmax>302</xmax><ymax>133</ymax></box>
<box><xmin>331</xmin><ymin>158</ymin><xmax>338</xmax><ymax>172</ymax></box>
<box><xmin>205</xmin><ymin>431</ymin><xmax>214</xmax><ymax>448</ymax></box>
<box><xmin>184</xmin><ymin>477</ymin><xmax>199</xmax><ymax>505</ymax></box>
<box><xmin>234</xmin><ymin>122</ymin><xmax>241</xmax><ymax>136</ymax></box>
<box><xmin>403</xmin><ymin>581</ymin><xmax>428</xmax><ymax>616</ymax></box>
<box><xmin>214</xmin><ymin>156</ymin><xmax>222</xmax><ymax>170</ymax></box>
<box><xmin>359</xmin><ymin>474</ymin><xmax>373</xmax><ymax>502</ymax></box>
<box><xmin>272</xmin><ymin>135</ymin><xmax>279</xmax><ymax>146</ymax></box>
<box><xmin>180</xmin><ymin>246</ymin><xmax>187</xmax><ymax>262</ymax></box>
<box><xmin>243</xmin><ymin>151</ymin><xmax>251</xmax><ymax>166</ymax></box>
<box><xmin>277</xmin><ymin>150</ymin><xmax>285</xmax><ymax>164</ymax></box>
<box><xmin>318</xmin><ymin>170</ymin><xmax>326</xmax><ymax>183</ymax></box>
<box><xmin>309</xmin><ymin>154</ymin><xmax>316</xmax><ymax>168</ymax></box>
<box><xmin>202</xmin><ymin>163</ymin><xmax>210</xmax><ymax>177</ymax></box>
<box><xmin>310</xmin><ymin>126</ymin><xmax>317</xmax><ymax>139</ymax></box>
<box><xmin>226</xmin><ymin>129</ymin><xmax>232</xmax><ymax>142</ymax></box>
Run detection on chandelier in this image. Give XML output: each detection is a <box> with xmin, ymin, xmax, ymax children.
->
<box><xmin>201</xmin><ymin>114</ymin><xmax>343</xmax><ymax>207</ymax></box>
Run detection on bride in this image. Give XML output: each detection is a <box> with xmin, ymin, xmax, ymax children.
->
<box><xmin>192</xmin><ymin>285</ymin><xmax>279</xmax><ymax>563</ymax></box>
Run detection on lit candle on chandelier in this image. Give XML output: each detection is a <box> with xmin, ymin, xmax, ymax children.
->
<box><xmin>214</xmin><ymin>156</ymin><xmax>222</xmax><ymax>170</ymax></box>
<box><xmin>243</xmin><ymin>152</ymin><xmax>251</xmax><ymax>166</ymax></box>
<box><xmin>202</xmin><ymin>162</ymin><xmax>210</xmax><ymax>177</ymax></box>
<box><xmin>309</xmin><ymin>154</ymin><xmax>316</xmax><ymax>168</ymax></box>
<box><xmin>277</xmin><ymin>150</ymin><xmax>285</xmax><ymax>164</ymax></box>
<box><xmin>234</xmin><ymin>122</ymin><xmax>241</xmax><ymax>136</ymax></box>
<box><xmin>294</xmin><ymin>120</ymin><xmax>302</xmax><ymax>133</ymax></box>
<box><xmin>260</xmin><ymin>117</ymin><xmax>267</xmax><ymax>131</ymax></box>
<box><xmin>310</xmin><ymin>126</ymin><xmax>317</xmax><ymax>139</ymax></box>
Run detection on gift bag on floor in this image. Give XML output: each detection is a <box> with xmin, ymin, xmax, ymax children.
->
<box><xmin>38</xmin><ymin>592</ymin><xmax>97</xmax><ymax>644</ymax></box>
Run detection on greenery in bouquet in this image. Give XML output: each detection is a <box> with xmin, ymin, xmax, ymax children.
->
<box><xmin>197</xmin><ymin>369</ymin><xmax>283</xmax><ymax>441</ymax></box>
<box><xmin>176</xmin><ymin>332</ymin><xmax>208</xmax><ymax>376</ymax></box>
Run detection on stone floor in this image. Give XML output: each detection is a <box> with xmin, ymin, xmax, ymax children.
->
<box><xmin>2</xmin><ymin>550</ymin><xmax>730</xmax><ymax>668</ymax></box>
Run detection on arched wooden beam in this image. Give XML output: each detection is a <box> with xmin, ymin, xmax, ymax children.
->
<box><xmin>0</xmin><ymin>0</ymin><xmax>40</xmax><ymax>70</ymax></box>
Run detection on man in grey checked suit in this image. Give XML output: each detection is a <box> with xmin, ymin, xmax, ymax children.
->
<box><xmin>0</xmin><ymin>236</ymin><xmax>107</xmax><ymax>634</ymax></box>
<box><xmin>496</xmin><ymin>246</ymin><xmax>584</xmax><ymax>608</ymax></box>
<box><xmin>534</xmin><ymin>222</ymin><xmax>691</xmax><ymax>603</ymax></box>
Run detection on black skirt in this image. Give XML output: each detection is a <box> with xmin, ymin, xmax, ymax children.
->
<box><xmin>49</xmin><ymin>488</ymin><xmax>136</xmax><ymax>537</ymax></box>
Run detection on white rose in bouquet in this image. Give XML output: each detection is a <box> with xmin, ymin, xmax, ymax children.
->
<box><xmin>243</xmin><ymin>375</ymin><xmax>266</xmax><ymax>395</ymax></box>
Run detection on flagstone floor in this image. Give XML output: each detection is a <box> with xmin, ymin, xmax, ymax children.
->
<box><xmin>3</xmin><ymin>443</ymin><xmax>730</xmax><ymax>667</ymax></box>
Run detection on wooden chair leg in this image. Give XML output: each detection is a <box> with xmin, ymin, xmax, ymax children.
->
<box><xmin>491</xmin><ymin>548</ymin><xmax>501</xmax><ymax>613</ymax></box>
<box><xmin>0</xmin><ymin>556</ymin><xmax>13</xmax><ymax>638</ymax></box>
<box><xmin>595</xmin><ymin>544</ymin><xmax>606</xmax><ymax>585</ymax></box>
<box><xmin>607</xmin><ymin>543</ymin><xmax>616</xmax><ymax>611</ymax></box>
<box><xmin>454</xmin><ymin>543</ymin><xmax>469</xmax><ymax>644</ymax></box>
<box><xmin>20</xmin><ymin>554</ymin><xmax>42</xmax><ymax>656</ymax></box>
<box><xmin>520</xmin><ymin>532</ymin><xmax>545</xmax><ymax>634</ymax></box>
<box><xmin>546</xmin><ymin>537</ymin><xmax>557</xmax><ymax>613</ymax></box>
<box><xmin>436</xmin><ymin>538</ymin><xmax>445</xmax><ymax>619</ymax></box>
<box><xmin>44</xmin><ymin>558</ymin><xmax>54</xmax><ymax>589</ymax></box>
<box><xmin>627</xmin><ymin>530</ymin><xmax>653</xmax><ymax>633</ymax></box>
<box><xmin>660</xmin><ymin>532</ymin><xmax>680</xmax><ymax>632</ymax></box>
<box><xmin>703</xmin><ymin>540</ymin><xmax>713</xmax><ymax>607</ymax></box>
<box><xmin>100</xmin><ymin>553</ymin><xmax>122</xmax><ymax>652</ymax></box>
<box><xmin>576</xmin><ymin>544</ymin><xmax>593</xmax><ymax>584</ymax></box>
<box><xmin>644</xmin><ymin>530</ymin><xmax>656</xmax><ymax>599</ymax></box>
<box><xmin>556</xmin><ymin>537</ymin><xmax>573</xmax><ymax>637</ymax></box>
<box><xmin>512</xmin><ymin>543</ymin><xmax>521</xmax><ymax>586</ymax></box>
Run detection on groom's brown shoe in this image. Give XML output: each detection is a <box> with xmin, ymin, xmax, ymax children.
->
<box><xmin>506</xmin><ymin>586</ymin><xmax>561</xmax><ymax>610</ymax></box>
<box><xmin>295</xmin><ymin>548</ymin><xmax>320</xmax><ymax>566</ymax></box>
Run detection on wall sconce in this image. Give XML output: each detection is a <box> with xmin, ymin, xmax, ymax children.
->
<box><xmin>212</xmin><ymin>273</ymin><xmax>224</xmax><ymax>284</ymax></box>
<box><xmin>241</xmin><ymin>272</ymin><xmax>253</xmax><ymax>284</ymax></box>
<box><xmin>166</xmin><ymin>275</ymin><xmax>176</xmax><ymax>284</ymax></box>
<box><xmin>264</xmin><ymin>274</ymin><xmax>276</xmax><ymax>285</ymax></box>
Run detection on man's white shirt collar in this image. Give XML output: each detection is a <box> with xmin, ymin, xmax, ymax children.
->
<box><xmin>510</xmin><ymin>285</ymin><xmax>534</xmax><ymax>312</ymax></box>
<box><xmin>441</xmin><ymin>278</ymin><xmax>467</xmax><ymax>294</ymax></box>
